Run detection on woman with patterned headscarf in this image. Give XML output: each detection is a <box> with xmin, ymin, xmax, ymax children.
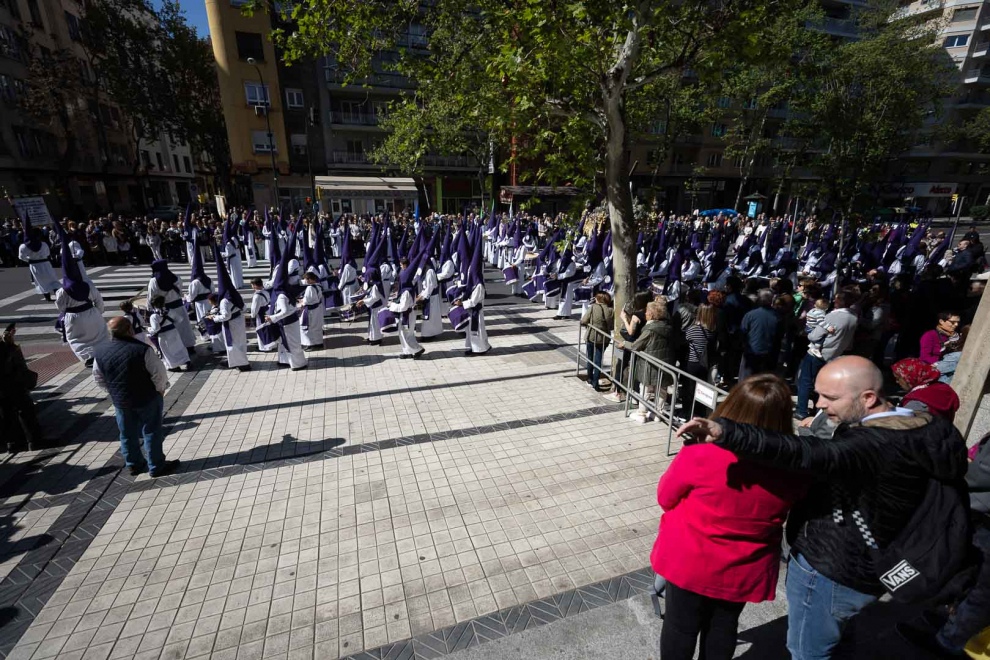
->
<box><xmin>892</xmin><ymin>358</ymin><xmax>959</xmax><ymax>422</ymax></box>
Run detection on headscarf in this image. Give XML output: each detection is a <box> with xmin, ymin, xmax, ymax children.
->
<box><xmin>213</xmin><ymin>242</ymin><xmax>244</xmax><ymax>309</ymax></box>
<box><xmin>55</xmin><ymin>221</ymin><xmax>89</xmax><ymax>300</ymax></box>
<box><xmin>151</xmin><ymin>259</ymin><xmax>179</xmax><ymax>291</ymax></box>
<box><xmin>892</xmin><ymin>358</ymin><xmax>941</xmax><ymax>390</ymax></box>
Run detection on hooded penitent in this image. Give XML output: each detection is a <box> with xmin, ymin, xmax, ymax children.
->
<box><xmin>190</xmin><ymin>233</ymin><xmax>211</xmax><ymax>288</ymax></box>
<box><xmin>55</xmin><ymin>220</ymin><xmax>89</xmax><ymax>300</ymax></box>
<box><xmin>151</xmin><ymin>259</ymin><xmax>179</xmax><ymax>291</ymax></box>
<box><xmin>213</xmin><ymin>242</ymin><xmax>244</xmax><ymax>310</ymax></box>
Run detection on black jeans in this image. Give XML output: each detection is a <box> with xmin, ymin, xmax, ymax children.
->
<box><xmin>585</xmin><ymin>340</ymin><xmax>607</xmax><ymax>391</ymax></box>
<box><xmin>1</xmin><ymin>389</ymin><xmax>42</xmax><ymax>447</ymax></box>
<box><xmin>939</xmin><ymin>525</ymin><xmax>990</xmax><ymax>650</ymax></box>
<box><xmin>661</xmin><ymin>580</ymin><xmax>746</xmax><ymax>660</ymax></box>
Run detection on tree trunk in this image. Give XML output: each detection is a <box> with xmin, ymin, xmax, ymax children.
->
<box><xmin>603</xmin><ymin>91</ymin><xmax>636</xmax><ymax>335</ymax></box>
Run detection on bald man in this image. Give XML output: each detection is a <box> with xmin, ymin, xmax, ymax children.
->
<box><xmin>677</xmin><ymin>358</ymin><xmax>968</xmax><ymax>660</ymax></box>
<box><xmin>93</xmin><ymin>317</ymin><xmax>179</xmax><ymax>478</ymax></box>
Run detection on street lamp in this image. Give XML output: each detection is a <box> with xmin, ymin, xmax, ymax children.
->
<box><xmin>246</xmin><ymin>57</ymin><xmax>280</xmax><ymax>208</ymax></box>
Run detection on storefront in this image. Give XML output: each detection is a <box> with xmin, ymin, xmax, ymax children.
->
<box><xmin>878</xmin><ymin>181</ymin><xmax>957</xmax><ymax>215</ymax></box>
<box><xmin>314</xmin><ymin>175</ymin><xmax>418</xmax><ymax>217</ymax></box>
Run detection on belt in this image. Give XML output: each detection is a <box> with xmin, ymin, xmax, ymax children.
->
<box><xmin>157</xmin><ymin>323</ymin><xmax>175</xmax><ymax>333</ymax></box>
<box><xmin>66</xmin><ymin>301</ymin><xmax>94</xmax><ymax>314</ymax></box>
<box><xmin>165</xmin><ymin>299</ymin><xmax>183</xmax><ymax>309</ymax></box>
<box><xmin>193</xmin><ymin>293</ymin><xmax>209</xmax><ymax>303</ymax></box>
<box><xmin>305</xmin><ymin>302</ymin><xmax>321</xmax><ymax>310</ymax></box>
<box><xmin>28</xmin><ymin>258</ymin><xmax>48</xmax><ymax>264</ymax></box>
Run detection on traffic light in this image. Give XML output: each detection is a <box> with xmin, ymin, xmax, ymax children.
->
<box><xmin>305</xmin><ymin>197</ymin><xmax>312</xmax><ymax>205</ymax></box>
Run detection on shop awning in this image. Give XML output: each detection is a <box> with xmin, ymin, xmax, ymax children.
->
<box><xmin>314</xmin><ymin>176</ymin><xmax>418</xmax><ymax>199</ymax></box>
<box><xmin>500</xmin><ymin>185</ymin><xmax>583</xmax><ymax>197</ymax></box>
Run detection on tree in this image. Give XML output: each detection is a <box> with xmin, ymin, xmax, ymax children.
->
<box><xmin>793</xmin><ymin>3</ymin><xmax>957</xmax><ymax>216</ymax></box>
<box><xmin>963</xmin><ymin>107</ymin><xmax>990</xmax><ymax>154</ymax></box>
<box><xmin>251</xmin><ymin>0</ymin><xmax>814</xmax><ymax>320</ymax></box>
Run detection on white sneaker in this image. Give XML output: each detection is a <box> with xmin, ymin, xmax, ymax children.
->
<box><xmin>630</xmin><ymin>414</ymin><xmax>647</xmax><ymax>425</ymax></box>
<box><xmin>603</xmin><ymin>392</ymin><xmax>623</xmax><ymax>403</ymax></box>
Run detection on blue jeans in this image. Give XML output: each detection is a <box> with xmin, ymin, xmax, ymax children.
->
<box><xmin>586</xmin><ymin>341</ymin><xmax>607</xmax><ymax>390</ymax></box>
<box><xmin>785</xmin><ymin>553</ymin><xmax>877</xmax><ymax>660</ymax></box>
<box><xmin>796</xmin><ymin>353</ymin><xmax>827</xmax><ymax>418</ymax></box>
<box><xmin>114</xmin><ymin>395</ymin><xmax>166</xmax><ymax>473</ymax></box>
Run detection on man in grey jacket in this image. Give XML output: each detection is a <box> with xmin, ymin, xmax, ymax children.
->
<box><xmin>795</xmin><ymin>292</ymin><xmax>858</xmax><ymax>419</ymax></box>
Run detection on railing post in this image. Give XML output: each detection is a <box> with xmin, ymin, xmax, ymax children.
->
<box><xmin>576</xmin><ymin>322</ymin><xmax>583</xmax><ymax>378</ymax></box>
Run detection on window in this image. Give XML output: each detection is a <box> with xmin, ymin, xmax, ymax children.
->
<box><xmin>285</xmin><ymin>88</ymin><xmax>303</xmax><ymax>108</ymax></box>
<box><xmin>172</xmin><ymin>154</ymin><xmax>179</xmax><ymax>172</ymax></box>
<box><xmin>945</xmin><ymin>34</ymin><xmax>969</xmax><ymax>47</ymax></box>
<box><xmin>716</xmin><ymin>96</ymin><xmax>731</xmax><ymax>109</ymax></box>
<box><xmin>155</xmin><ymin>152</ymin><xmax>164</xmax><ymax>170</ymax></box>
<box><xmin>78</xmin><ymin>59</ymin><xmax>90</xmax><ymax>83</ymax></box>
<box><xmin>12</xmin><ymin>126</ymin><xmax>31</xmax><ymax>157</ymax></box>
<box><xmin>235</xmin><ymin>31</ymin><xmax>264</xmax><ymax>62</ymax></box>
<box><xmin>183</xmin><ymin>155</ymin><xmax>191</xmax><ymax>173</ymax></box>
<box><xmin>648</xmin><ymin>120</ymin><xmax>667</xmax><ymax>135</ymax></box>
<box><xmin>732</xmin><ymin>154</ymin><xmax>745</xmax><ymax>169</ymax></box>
<box><xmin>291</xmin><ymin>134</ymin><xmax>307</xmax><ymax>155</ymax></box>
<box><xmin>252</xmin><ymin>130</ymin><xmax>276</xmax><ymax>152</ymax></box>
<box><xmin>706</xmin><ymin>152</ymin><xmax>723</xmax><ymax>167</ymax></box>
<box><xmin>0</xmin><ymin>25</ymin><xmax>21</xmax><ymax>59</ymax></box>
<box><xmin>244</xmin><ymin>81</ymin><xmax>269</xmax><ymax>106</ymax></box>
<box><xmin>26</xmin><ymin>0</ymin><xmax>41</xmax><ymax>26</ymax></box>
<box><xmin>140</xmin><ymin>150</ymin><xmax>151</xmax><ymax>168</ymax></box>
<box><xmin>0</xmin><ymin>73</ymin><xmax>11</xmax><ymax>101</ymax></box>
<box><xmin>710</xmin><ymin>123</ymin><xmax>727</xmax><ymax>138</ymax></box>
<box><xmin>64</xmin><ymin>11</ymin><xmax>80</xmax><ymax>40</ymax></box>
<box><xmin>345</xmin><ymin>139</ymin><xmax>363</xmax><ymax>154</ymax></box>
<box><xmin>952</xmin><ymin>7</ymin><xmax>977</xmax><ymax>22</ymax></box>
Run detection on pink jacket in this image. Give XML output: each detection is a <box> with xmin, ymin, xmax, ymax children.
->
<box><xmin>650</xmin><ymin>444</ymin><xmax>808</xmax><ymax>603</ymax></box>
<box><xmin>919</xmin><ymin>329</ymin><xmax>945</xmax><ymax>364</ymax></box>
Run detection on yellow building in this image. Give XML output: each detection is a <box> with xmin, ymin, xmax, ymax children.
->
<box><xmin>205</xmin><ymin>0</ymin><xmax>289</xmax><ymax>209</ymax></box>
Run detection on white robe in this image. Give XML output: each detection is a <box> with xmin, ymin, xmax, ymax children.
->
<box><xmin>461</xmin><ymin>284</ymin><xmax>490</xmax><ymax>354</ymax></box>
<box><xmin>244</xmin><ymin>231</ymin><xmax>258</xmax><ymax>267</ymax></box>
<box><xmin>380</xmin><ymin>263</ymin><xmax>394</xmax><ymax>300</ymax></box>
<box><xmin>149</xmin><ymin>310</ymin><xmax>189</xmax><ymax>369</ymax></box>
<box><xmin>300</xmin><ymin>284</ymin><xmax>325</xmax><ymax>347</ymax></box>
<box><xmin>509</xmin><ymin>247</ymin><xmax>526</xmax><ymax>295</ymax></box>
<box><xmin>437</xmin><ymin>259</ymin><xmax>457</xmax><ymax>315</ymax></box>
<box><xmin>269</xmin><ymin>292</ymin><xmax>307</xmax><ymax>368</ymax></box>
<box><xmin>187</xmin><ymin>278</ymin><xmax>213</xmax><ymax>324</ymax></box>
<box><xmin>262</xmin><ymin>226</ymin><xmax>275</xmax><ymax>262</ymax></box>
<box><xmin>19</xmin><ymin>243</ymin><xmax>60</xmax><ymax>294</ymax></box>
<box><xmin>205</xmin><ymin>305</ymin><xmax>225</xmax><ymax>353</ymax></box>
<box><xmin>251</xmin><ymin>290</ymin><xmax>277</xmax><ymax>352</ymax></box>
<box><xmin>330</xmin><ymin>229</ymin><xmax>342</xmax><ymax>257</ymax></box>
<box><xmin>340</xmin><ymin>263</ymin><xmax>360</xmax><ymax>304</ymax></box>
<box><xmin>148</xmin><ymin>276</ymin><xmax>196</xmax><ymax>348</ymax></box>
<box><xmin>418</xmin><ymin>268</ymin><xmax>443</xmax><ymax>338</ymax></box>
<box><xmin>55</xmin><ymin>286</ymin><xmax>109</xmax><ymax>362</ymax></box>
<box><xmin>147</xmin><ymin>234</ymin><xmax>163</xmax><ymax>261</ymax></box>
<box><xmin>388</xmin><ymin>289</ymin><xmax>422</xmax><ymax>356</ymax></box>
<box><xmin>212</xmin><ymin>298</ymin><xmax>249</xmax><ymax>368</ymax></box>
<box><xmin>69</xmin><ymin>241</ymin><xmax>89</xmax><ymax>282</ymax></box>
<box><xmin>224</xmin><ymin>242</ymin><xmax>245</xmax><ymax>289</ymax></box>
<box><xmin>364</xmin><ymin>283</ymin><xmax>385</xmax><ymax>342</ymax></box>
<box><xmin>555</xmin><ymin>261</ymin><xmax>579</xmax><ymax>316</ymax></box>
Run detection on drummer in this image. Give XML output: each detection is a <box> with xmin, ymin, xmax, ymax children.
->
<box><xmin>204</xmin><ymin>294</ymin><xmax>225</xmax><ymax>353</ymax></box>
<box><xmin>249</xmin><ymin>278</ymin><xmax>276</xmax><ymax>352</ymax></box>
<box><xmin>507</xmin><ymin>225</ymin><xmax>527</xmax><ymax>296</ymax></box>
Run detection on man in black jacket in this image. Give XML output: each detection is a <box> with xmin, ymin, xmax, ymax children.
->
<box><xmin>93</xmin><ymin>317</ymin><xmax>179</xmax><ymax>478</ymax></box>
<box><xmin>677</xmin><ymin>356</ymin><xmax>968</xmax><ymax>660</ymax></box>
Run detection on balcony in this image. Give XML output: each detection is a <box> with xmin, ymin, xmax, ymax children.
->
<box><xmin>329</xmin><ymin>111</ymin><xmax>382</xmax><ymax>126</ymax></box>
<box><xmin>807</xmin><ymin>17</ymin><xmax>860</xmax><ymax>37</ymax></box>
<box><xmin>423</xmin><ymin>154</ymin><xmax>480</xmax><ymax>169</ymax></box>
<box><xmin>953</xmin><ymin>92</ymin><xmax>990</xmax><ymax>106</ymax></box>
<box><xmin>974</xmin><ymin>41</ymin><xmax>990</xmax><ymax>58</ymax></box>
<box><xmin>331</xmin><ymin>151</ymin><xmax>373</xmax><ymax>164</ymax></box>
<box><xmin>964</xmin><ymin>66</ymin><xmax>990</xmax><ymax>83</ymax></box>
<box><xmin>324</xmin><ymin>68</ymin><xmax>416</xmax><ymax>90</ymax></box>
<box><xmin>891</xmin><ymin>0</ymin><xmax>944</xmax><ymax>21</ymax></box>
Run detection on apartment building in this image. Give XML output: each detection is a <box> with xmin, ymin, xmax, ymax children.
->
<box><xmin>0</xmin><ymin>0</ymin><xmax>200</xmax><ymax>218</ymax></box>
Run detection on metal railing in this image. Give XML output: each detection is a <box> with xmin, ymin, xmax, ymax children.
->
<box><xmin>576</xmin><ymin>322</ymin><xmax>729</xmax><ymax>456</ymax></box>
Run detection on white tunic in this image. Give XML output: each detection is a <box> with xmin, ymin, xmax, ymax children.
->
<box><xmin>147</xmin><ymin>276</ymin><xmax>196</xmax><ymax>348</ymax></box>
<box><xmin>19</xmin><ymin>243</ymin><xmax>60</xmax><ymax>294</ymax></box>
<box><xmin>187</xmin><ymin>279</ymin><xmax>213</xmax><ymax>324</ymax></box>
<box><xmin>212</xmin><ymin>298</ymin><xmax>249</xmax><ymax>368</ymax></box>
<box><xmin>149</xmin><ymin>310</ymin><xmax>190</xmax><ymax>369</ymax></box>
<box><xmin>251</xmin><ymin>290</ymin><xmax>277</xmax><ymax>352</ymax></box>
<box><xmin>380</xmin><ymin>263</ymin><xmax>394</xmax><ymax>300</ymax></box>
<box><xmin>69</xmin><ymin>241</ymin><xmax>89</xmax><ymax>281</ymax></box>
<box><xmin>364</xmin><ymin>283</ymin><xmax>385</xmax><ymax>341</ymax></box>
<box><xmin>224</xmin><ymin>242</ymin><xmax>245</xmax><ymax>289</ymax></box>
<box><xmin>55</xmin><ymin>286</ymin><xmax>109</xmax><ymax>362</ymax></box>
<box><xmin>244</xmin><ymin>231</ymin><xmax>258</xmax><ymax>267</ymax></box>
<box><xmin>269</xmin><ymin>292</ymin><xmax>307</xmax><ymax>369</ymax></box>
<box><xmin>147</xmin><ymin>233</ymin><xmax>163</xmax><ymax>260</ymax></box>
<box><xmin>339</xmin><ymin>263</ymin><xmax>360</xmax><ymax>304</ymax></box>
<box><xmin>388</xmin><ymin>289</ymin><xmax>422</xmax><ymax>356</ymax></box>
<box><xmin>509</xmin><ymin>247</ymin><xmax>526</xmax><ymax>295</ymax></box>
<box><xmin>553</xmin><ymin>261</ymin><xmax>578</xmax><ymax>315</ymax></box>
<box><xmin>460</xmin><ymin>284</ymin><xmax>491</xmax><ymax>354</ymax></box>
<box><xmin>418</xmin><ymin>268</ymin><xmax>443</xmax><ymax>338</ymax></box>
<box><xmin>262</xmin><ymin>226</ymin><xmax>275</xmax><ymax>262</ymax></box>
<box><xmin>299</xmin><ymin>284</ymin><xmax>325</xmax><ymax>347</ymax></box>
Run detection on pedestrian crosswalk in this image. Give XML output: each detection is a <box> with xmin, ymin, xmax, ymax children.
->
<box><xmin>2</xmin><ymin>261</ymin><xmax>275</xmax><ymax>343</ymax></box>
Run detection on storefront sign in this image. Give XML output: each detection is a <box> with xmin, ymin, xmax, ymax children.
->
<box><xmin>879</xmin><ymin>182</ymin><xmax>957</xmax><ymax>198</ymax></box>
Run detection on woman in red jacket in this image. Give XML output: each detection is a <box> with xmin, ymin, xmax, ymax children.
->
<box><xmin>652</xmin><ymin>374</ymin><xmax>808</xmax><ymax>660</ymax></box>
<box><xmin>893</xmin><ymin>357</ymin><xmax>960</xmax><ymax>422</ymax></box>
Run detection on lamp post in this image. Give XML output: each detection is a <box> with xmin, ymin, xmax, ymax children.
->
<box><xmin>246</xmin><ymin>57</ymin><xmax>280</xmax><ymax>208</ymax></box>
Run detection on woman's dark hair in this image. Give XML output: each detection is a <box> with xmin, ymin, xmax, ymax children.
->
<box><xmin>632</xmin><ymin>291</ymin><xmax>651</xmax><ymax>311</ymax></box>
<box><xmin>937</xmin><ymin>310</ymin><xmax>961</xmax><ymax>322</ymax></box>
<box><xmin>712</xmin><ymin>374</ymin><xmax>793</xmax><ymax>433</ymax></box>
<box><xmin>119</xmin><ymin>300</ymin><xmax>133</xmax><ymax>313</ymax></box>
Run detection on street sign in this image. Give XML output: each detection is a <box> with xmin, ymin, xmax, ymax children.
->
<box><xmin>190</xmin><ymin>183</ymin><xmax>199</xmax><ymax>195</ymax></box>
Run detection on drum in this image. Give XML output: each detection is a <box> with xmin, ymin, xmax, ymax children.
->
<box><xmin>447</xmin><ymin>305</ymin><xmax>471</xmax><ymax>332</ymax></box>
<box><xmin>502</xmin><ymin>266</ymin><xmax>519</xmax><ymax>285</ymax></box>
<box><xmin>534</xmin><ymin>275</ymin><xmax>547</xmax><ymax>293</ymax></box>
<box><xmin>446</xmin><ymin>283</ymin><xmax>463</xmax><ymax>300</ymax></box>
<box><xmin>256</xmin><ymin>322</ymin><xmax>281</xmax><ymax>346</ymax></box>
<box><xmin>349</xmin><ymin>289</ymin><xmax>368</xmax><ymax>304</ymax></box>
<box><xmin>325</xmin><ymin>288</ymin><xmax>343</xmax><ymax>309</ymax></box>
<box><xmin>573</xmin><ymin>285</ymin><xmax>594</xmax><ymax>303</ymax></box>
<box><xmin>545</xmin><ymin>279</ymin><xmax>562</xmax><ymax>298</ymax></box>
<box><xmin>649</xmin><ymin>279</ymin><xmax>665</xmax><ymax>298</ymax></box>
<box><xmin>521</xmin><ymin>279</ymin><xmax>539</xmax><ymax>301</ymax></box>
<box><xmin>377</xmin><ymin>308</ymin><xmax>398</xmax><ymax>333</ymax></box>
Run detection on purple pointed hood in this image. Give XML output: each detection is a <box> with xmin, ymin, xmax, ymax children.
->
<box><xmin>56</xmin><ymin>221</ymin><xmax>89</xmax><ymax>300</ymax></box>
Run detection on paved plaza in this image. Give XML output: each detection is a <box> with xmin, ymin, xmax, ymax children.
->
<box><xmin>0</xmin><ymin>263</ymin><xmax>937</xmax><ymax>660</ymax></box>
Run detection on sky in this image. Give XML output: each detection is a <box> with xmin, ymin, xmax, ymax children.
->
<box><xmin>153</xmin><ymin>0</ymin><xmax>212</xmax><ymax>38</ymax></box>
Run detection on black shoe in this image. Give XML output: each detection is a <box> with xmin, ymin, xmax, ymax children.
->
<box><xmin>84</xmin><ymin>357</ymin><xmax>94</xmax><ymax>368</ymax></box>
<box><xmin>895</xmin><ymin>622</ymin><xmax>964</xmax><ymax>659</ymax></box>
<box><xmin>6</xmin><ymin>443</ymin><xmax>26</xmax><ymax>453</ymax></box>
<box><xmin>399</xmin><ymin>353</ymin><xmax>411</xmax><ymax>359</ymax></box>
<box><xmin>187</xmin><ymin>347</ymin><xmax>196</xmax><ymax>355</ymax></box>
<box><xmin>128</xmin><ymin>464</ymin><xmax>148</xmax><ymax>477</ymax></box>
<box><xmin>413</xmin><ymin>349</ymin><xmax>425</xmax><ymax>359</ymax></box>
<box><xmin>462</xmin><ymin>350</ymin><xmax>473</xmax><ymax>357</ymax></box>
<box><xmin>368</xmin><ymin>340</ymin><xmax>382</xmax><ymax>346</ymax></box>
<box><xmin>291</xmin><ymin>365</ymin><xmax>308</xmax><ymax>371</ymax></box>
<box><xmin>237</xmin><ymin>365</ymin><xmax>252</xmax><ymax>372</ymax></box>
<box><xmin>149</xmin><ymin>460</ymin><xmax>180</xmax><ymax>478</ymax></box>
